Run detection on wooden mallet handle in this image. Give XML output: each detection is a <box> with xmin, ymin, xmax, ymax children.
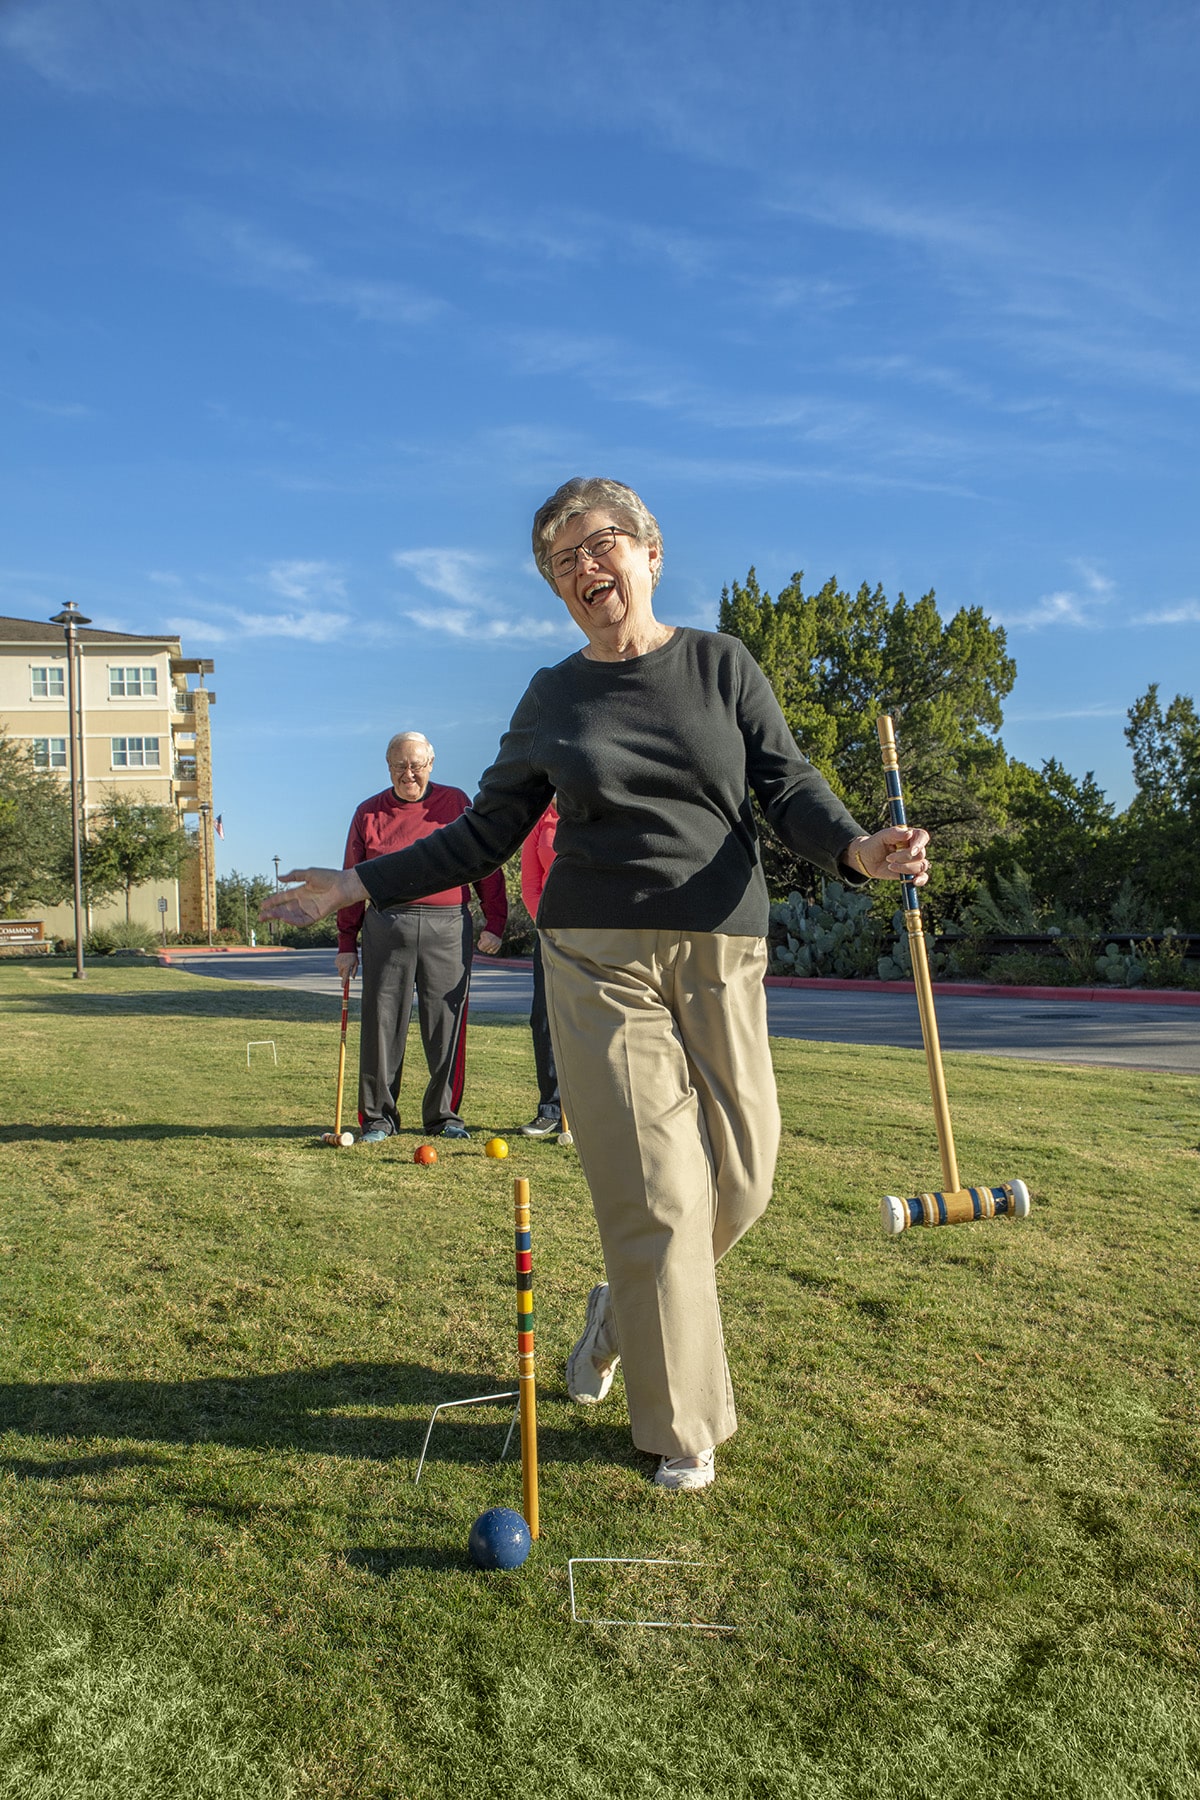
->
<box><xmin>333</xmin><ymin>974</ymin><xmax>350</xmax><ymax>1138</ymax></box>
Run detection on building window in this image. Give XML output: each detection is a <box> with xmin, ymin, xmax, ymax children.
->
<box><xmin>109</xmin><ymin>665</ymin><xmax>159</xmax><ymax>698</ymax></box>
<box><xmin>112</xmin><ymin>736</ymin><xmax>161</xmax><ymax>768</ymax></box>
<box><xmin>32</xmin><ymin>737</ymin><xmax>68</xmax><ymax>769</ymax></box>
<box><xmin>31</xmin><ymin>666</ymin><xmax>65</xmax><ymax>699</ymax></box>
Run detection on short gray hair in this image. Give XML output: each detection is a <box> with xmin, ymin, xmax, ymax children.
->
<box><xmin>532</xmin><ymin>477</ymin><xmax>664</xmax><ymax>591</ymax></box>
<box><xmin>386</xmin><ymin>731</ymin><xmax>434</xmax><ymax>762</ymax></box>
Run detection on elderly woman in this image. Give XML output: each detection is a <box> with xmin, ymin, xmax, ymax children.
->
<box><xmin>261</xmin><ymin>478</ymin><xmax>929</xmax><ymax>1492</ymax></box>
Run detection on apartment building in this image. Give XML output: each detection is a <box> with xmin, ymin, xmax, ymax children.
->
<box><xmin>0</xmin><ymin>615</ymin><xmax>217</xmax><ymax>939</ymax></box>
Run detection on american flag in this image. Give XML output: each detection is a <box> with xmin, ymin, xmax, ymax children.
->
<box><xmin>214</xmin><ymin>814</ymin><xmax>225</xmax><ymax>839</ymax></box>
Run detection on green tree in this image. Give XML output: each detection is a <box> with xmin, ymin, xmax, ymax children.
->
<box><xmin>719</xmin><ymin>569</ymin><xmax>1017</xmax><ymax>913</ymax></box>
<box><xmin>82</xmin><ymin>794</ymin><xmax>193</xmax><ymax>922</ymax></box>
<box><xmin>983</xmin><ymin>757</ymin><xmax>1117</xmax><ymax>920</ymax></box>
<box><xmin>0</xmin><ymin>728</ymin><xmax>74</xmax><ymax>915</ymax></box>
<box><xmin>216</xmin><ymin>869</ymin><xmax>275</xmax><ymax>938</ymax></box>
<box><xmin>1114</xmin><ymin>685</ymin><xmax>1199</xmax><ymax>927</ymax></box>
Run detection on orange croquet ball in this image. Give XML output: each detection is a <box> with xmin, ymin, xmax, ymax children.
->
<box><xmin>414</xmin><ymin>1144</ymin><xmax>438</xmax><ymax>1165</ymax></box>
<box><xmin>484</xmin><ymin>1137</ymin><xmax>509</xmax><ymax>1159</ymax></box>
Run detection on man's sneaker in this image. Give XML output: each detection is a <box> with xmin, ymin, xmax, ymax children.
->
<box><xmin>439</xmin><ymin>1121</ymin><xmax>471</xmax><ymax>1140</ymax></box>
<box><xmin>654</xmin><ymin>1448</ymin><xmax>716</xmax><ymax>1491</ymax></box>
<box><xmin>359</xmin><ymin>1126</ymin><xmax>390</xmax><ymax>1145</ymax></box>
<box><xmin>518</xmin><ymin>1110</ymin><xmax>561</xmax><ymax>1138</ymax></box>
<box><xmin>566</xmin><ymin>1283</ymin><xmax>620</xmax><ymax>1404</ymax></box>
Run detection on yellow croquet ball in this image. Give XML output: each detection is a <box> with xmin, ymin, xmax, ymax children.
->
<box><xmin>485</xmin><ymin>1137</ymin><xmax>509</xmax><ymax>1159</ymax></box>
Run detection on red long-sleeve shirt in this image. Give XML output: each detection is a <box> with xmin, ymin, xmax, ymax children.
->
<box><xmin>520</xmin><ymin>801</ymin><xmax>558</xmax><ymax>922</ymax></box>
<box><xmin>336</xmin><ymin>782</ymin><xmax>508</xmax><ymax>954</ymax></box>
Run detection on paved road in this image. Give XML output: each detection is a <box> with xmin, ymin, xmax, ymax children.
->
<box><xmin>167</xmin><ymin>950</ymin><xmax>1198</xmax><ymax>1074</ymax></box>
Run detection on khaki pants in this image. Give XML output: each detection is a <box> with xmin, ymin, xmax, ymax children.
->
<box><xmin>541</xmin><ymin>929</ymin><xmax>780</xmax><ymax>1458</ymax></box>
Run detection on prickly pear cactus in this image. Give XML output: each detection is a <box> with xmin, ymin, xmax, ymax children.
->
<box><xmin>768</xmin><ymin>883</ymin><xmax>881</xmax><ymax>979</ymax></box>
<box><xmin>878</xmin><ymin>910</ymin><xmax>941</xmax><ymax>981</ymax></box>
<box><xmin>1095</xmin><ymin>942</ymin><xmax>1145</xmax><ymax>986</ymax></box>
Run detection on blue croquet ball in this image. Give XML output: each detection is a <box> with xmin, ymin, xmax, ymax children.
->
<box><xmin>468</xmin><ymin>1506</ymin><xmax>531</xmax><ymax>1571</ymax></box>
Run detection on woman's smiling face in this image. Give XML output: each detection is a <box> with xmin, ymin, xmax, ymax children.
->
<box><xmin>548</xmin><ymin>508</ymin><xmax>661</xmax><ymax>651</ymax></box>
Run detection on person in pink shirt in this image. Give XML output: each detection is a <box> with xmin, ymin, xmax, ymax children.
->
<box><xmin>336</xmin><ymin>731</ymin><xmax>506</xmax><ymax>1142</ymax></box>
<box><xmin>518</xmin><ymin>799</ymin><xmax>560</xmax><ymax>1136</ymax></box>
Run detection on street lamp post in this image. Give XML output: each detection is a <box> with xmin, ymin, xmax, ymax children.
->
<box><xmin>272</xmin><ymin>856</ymin><xmax>281</xmax><ymax>944</ymax></box>
<box><xmin>49</xmin><ymin>603</ymin><xmax>91</xmax><ymax>980</ymax></box>
<box><xmin>198</xmin><ymin>801</ymin><xmax>213</xmax><ymax>947</ymax></box>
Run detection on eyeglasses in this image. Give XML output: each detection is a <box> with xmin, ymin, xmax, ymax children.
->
<box><xmin>389</xmin><ymin>759</ymin><xmax>432</xmax><ymax>774</ymax></box>
<box><xmin>548</xmin><ymin>527</ymin><xmax>633</xmax><ymax>580</ymax></box>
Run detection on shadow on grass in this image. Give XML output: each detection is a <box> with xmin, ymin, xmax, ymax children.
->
<box><xmin>0</xmin><ymin>1122</ymin><xmax>320</xmax><ymax>1143</ymax></box>
<box><xmin>2</xmin><ymin>1449</ymin><xmax>165</xmax><ymax>1481</ymax></box>
<box><xmin>0</xmin><ymin>1360</ymin><xmax>637</xmax><ymax>1471</ymax></box>
<box><xmin>343</xmin><ymin>1545</ymin><xmax>470</xmax><ymax>1576</ymax></box>
<box><xmin>4</xmin><ymin>987</ymin><xmax>345</xmax><ymax>1024</ymax></box>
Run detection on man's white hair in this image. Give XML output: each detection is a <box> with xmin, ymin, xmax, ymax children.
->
<box><xmin>386</xmin><ymin>731</ymin><xmax>434</xmax><ymax>760</ymax></box>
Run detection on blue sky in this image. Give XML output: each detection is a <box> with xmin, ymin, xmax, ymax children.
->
<box><xmin>2</xmin><ymin>0</ymin><xmax>1197</xmax><ymax>882</ymax></box>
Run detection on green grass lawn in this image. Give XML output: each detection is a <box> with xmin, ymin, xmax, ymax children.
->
<box><xmin>0</xmin><ymin>957</ymin><xmax>1197</xmax><ymax>1800</ymax></box>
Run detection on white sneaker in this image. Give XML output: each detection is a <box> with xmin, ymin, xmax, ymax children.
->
<box><xmin>566</xmin><ymin>1283</ymin><xmax>620</xmax><ymax>1404</ymax></box>
<box><xmin>654</xmin><ymin>1448</ymin><xmax>716</xmax><ymax>1491</ymax></box>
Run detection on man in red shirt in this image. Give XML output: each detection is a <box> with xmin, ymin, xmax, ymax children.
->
<box><xmin>518</xmin><ymin>799</ymin><xmax>561</xmax><ymax>1136</ymax></box>
<box><xmin>335</xmin><ymin>731</ymin><xmax>506</xmax><ymax>1142</ymax></box>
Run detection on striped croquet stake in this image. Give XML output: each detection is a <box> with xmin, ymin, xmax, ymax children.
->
<box><xmin>876</xmin><ymin>714</ymin><xmax>1031</xmax><ymax>1236</ymax></box>
<box><xmin>514</xmin><ymin>1176</ymin><xmax>540</xmax><ymax>1537</ymax></box>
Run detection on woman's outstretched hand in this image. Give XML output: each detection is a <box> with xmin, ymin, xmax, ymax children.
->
<box><xmin>258</xmin><ymin>867</ymin><xmax>368</xmax><ymax>928</ymax></box>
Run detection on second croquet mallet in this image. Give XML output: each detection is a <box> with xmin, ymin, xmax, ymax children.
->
<box><xmin>514</xmin><ymin>1176</ymin><xmax>540</xmax><ymax>1538</ymax></box>
<box><xmin>320</xmin><ymin>974</ymin><xmax>352</xmax><ymax>1147</ymax></box>
<box><xmin>876</xmin><ymin>715</ymin><xmax>1030</xmax><ymax>1235</ymax></box>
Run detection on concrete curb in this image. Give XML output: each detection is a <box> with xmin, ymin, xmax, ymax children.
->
<box><xmin>156</xmin><ymin>945</ymin><xmax>289</xmax><ymax>963</ymax></box>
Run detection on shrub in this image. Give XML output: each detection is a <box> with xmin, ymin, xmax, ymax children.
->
<box><xmin>987</xmin><ymin>951</ymin><xmax>1085</xmax><ymax>986</ymax></box>
<box><xmin>1095</xmin><ymin>943</ymin><xmax>1145</xmax><ymax>987</ymax></box>
<box><xmin>84</xmin><ymin>921</ymin><xmax>159</xmax><ymax>955</ymax></box>
<box><xmin>1052</xmin><ymin>920</ymin><xmax>1102</xmax><ymax>982</ymax></box>
<box><xmin>877</xmin><ymin>910</ymin><xmax>944</xmax><ymax>982</ymax></box>
<box><xmin>936</xmin><ymin>923</ymin><xmax>989</xmax><ymax>979</ymax></box>
<box><xmin>768</xmin><ymin>883</ymin><xmax>882</xmax><ymax>978</ymax></box>
<box><xmin>277</xmin><ymin>921</ymin><xmax>340</xmax><ymax>949</ymax></box>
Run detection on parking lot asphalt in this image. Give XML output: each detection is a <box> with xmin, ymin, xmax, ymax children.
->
<box><xmin>165</xmin><ymin>949</ymin><xmax>1199</xmax><ymax>1075</ymax></box>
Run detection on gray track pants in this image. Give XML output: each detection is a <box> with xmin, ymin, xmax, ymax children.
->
<box><xmin>359</xmin><ymin>904</ymin><xmax>473</xmax><ymax>1135</ymax></box>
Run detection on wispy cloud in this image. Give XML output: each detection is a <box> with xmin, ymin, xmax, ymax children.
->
<box><xmin>404</xmin><ymin>606</ymin><xmax>575</xmax><ymax>645</ymax></box>
<box><xmin>20</xmin><ymin>398</ymin><xmax>94</xmax><ymax>419</ymax></box>
<box><xmin>266</xmin><ymin>559</ymin><xmax>346</xmax><ymax>605</ymax></box>
<box><xmin>153</xmin><ymin>558</ymin><xmax>352</xmax><ymax>644</ymax></box>
<box><xmin>393</xmin><ymin>545</ymin><xmax>575</xmax><ymax>646</ymax></box>
<box><xmin>995</xmin><ymin>561</ymin><xmax>1116</xmax><ymax>630</ymax></box>
<box><xmin>392</xmin><ymin>550</ymin><xmax>490</xmax><ymax>610</ymax></box>
<box><xmin>166</xmin><ymin>605</ymin><xmax>350</xmax><ymax>645</ymax></box>
<box><xmin>1132</xmin><ymin>600</ymin><xmax>1200</xmax><ymax>626</ymax></box>
<box><xmin>185</xmin><ymin>212</ymin><xmax>442</xmax><ymax>327</ymax></box>
<box><xmin>1005</xmin><ymin>702</ymin><xmax>1128</xmax><ymax>722</ymax></box>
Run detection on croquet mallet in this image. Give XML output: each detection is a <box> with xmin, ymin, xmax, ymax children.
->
<box><xmin>557</xmin><ymin>1102</ymin><xmax>574</xmax><ymax>1148</ymax></box>
<box><xmin>320</xmin><ymin>974</ymin><xmax>353</xmax><ymax>1147</ymax></box>
<box><xmin>876</xmin><ymin>714</ymin><xmax>1030</xmax><ymax>1235</ymax></box>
